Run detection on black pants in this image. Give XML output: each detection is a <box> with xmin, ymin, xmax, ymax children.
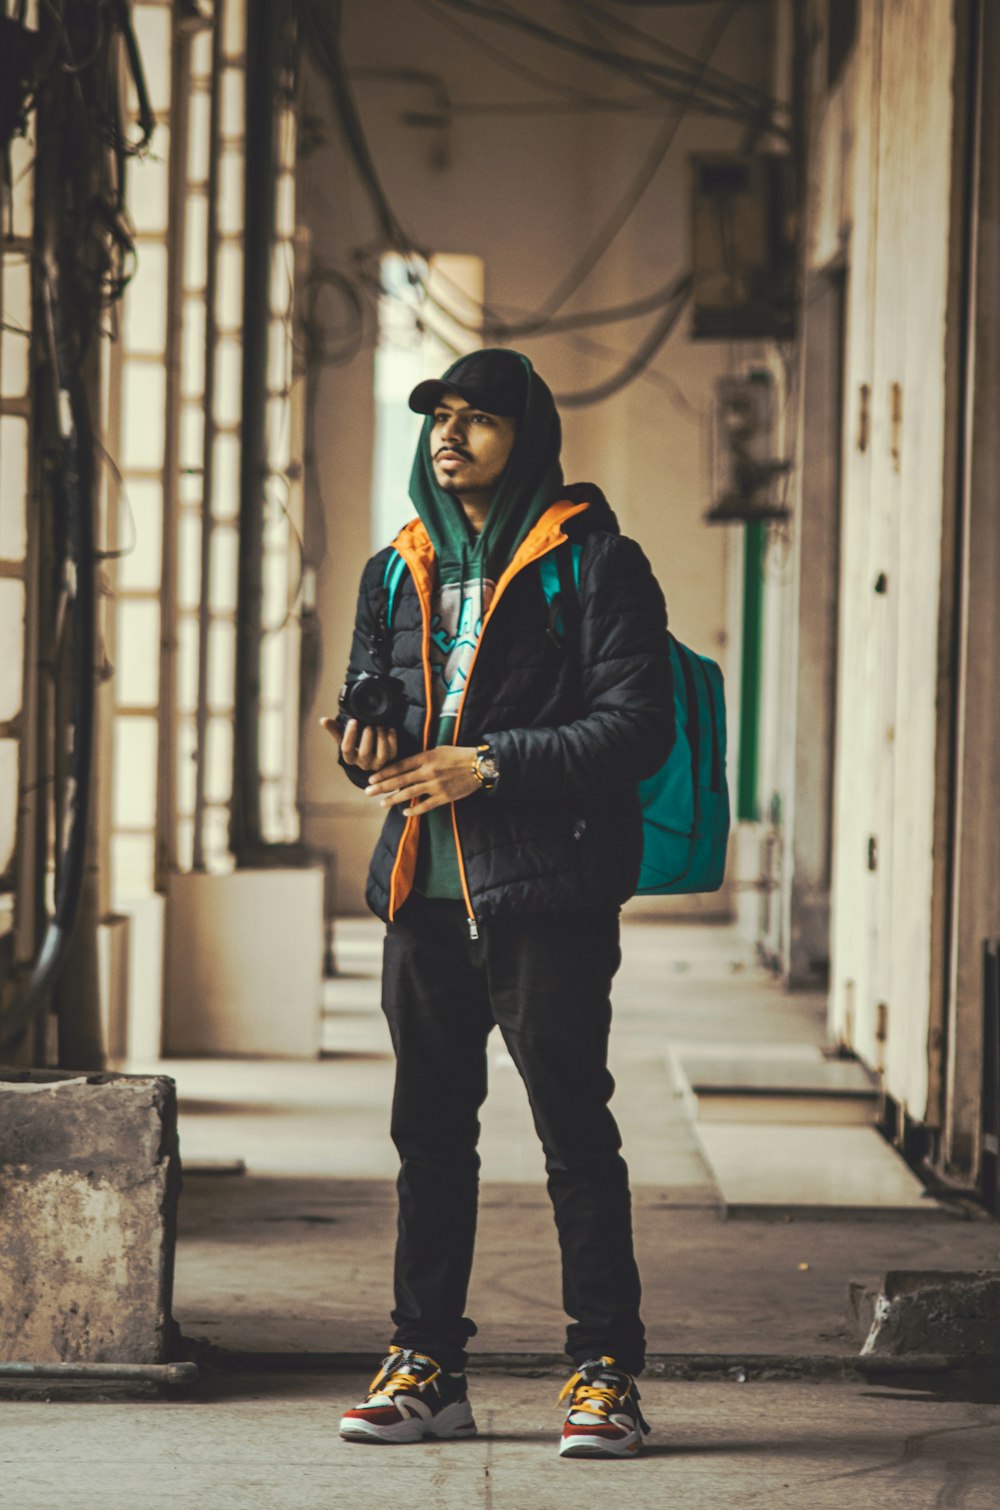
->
<box><xmin>380</xmin><ymin>892</ymin><xmax>645</xmax><ymax>1374</ymax></box>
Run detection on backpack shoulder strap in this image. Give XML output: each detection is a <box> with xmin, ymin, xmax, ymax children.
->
<box><xmin>538</xmin><ymin>541</ymin><xmax>582</xmax><ymax>643</ymax></box>
<box><xmin>555</xmin><ymin>541</ymin><xmax>582</xmax><ymax>641</ymax></box>
<box><xmin>382</xmin><ymin>549</ymin><xmax>409</xmax><ymax>630</ymax></box>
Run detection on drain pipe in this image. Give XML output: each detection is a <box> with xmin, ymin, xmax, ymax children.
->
<box><xmin>231</xmin><ymin>0</ymin><xmax>282</xmax><ymax>861</ymax></box>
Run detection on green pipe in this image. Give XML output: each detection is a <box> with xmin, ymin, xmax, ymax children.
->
<box><xmin>738</xmin><ymin>521</ymin><xmax>765</xmax><ymax>821</ymax></box>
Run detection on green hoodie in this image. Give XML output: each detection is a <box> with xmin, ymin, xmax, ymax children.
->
<box><xmin>407</xmin><ymin>350</ymin><xmax>565</xmax><ymax>901</ymax></box>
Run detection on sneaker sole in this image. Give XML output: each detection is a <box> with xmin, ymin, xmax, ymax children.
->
<box><xmin>340</xmin><ymin>1401</ymin><xmax>477</xmax><ymax>1445</ymax></box>
<box><xmin>559</xmin><ymin>1430</ymin><xmax>642</xmax><ymax>1459</ymax></box>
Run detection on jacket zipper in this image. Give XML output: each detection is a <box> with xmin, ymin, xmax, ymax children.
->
<box><xmin>387</xmin><ymin>542</ymin><xmax>436</xmax><ymax>922</ymax></box>
<box><xmin>386</xmin><ymin>500</ymin><xmax>589</xmax><ymax>930</ymax></box>
<box><xmin>451</xmin><ymin>805</ymin><xmax>479</xmax><ymax>939</ymax></box>
<box><xmin>449</xmin><ymin>530</ymin><xmax>580</xmax><ymax>940</ymax></box>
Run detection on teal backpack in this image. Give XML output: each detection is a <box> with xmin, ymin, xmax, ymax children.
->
<box><xmin>383</xmin><ymin>541</ymin><xmax>730</xmax><ymax>895</ymax></box>
<box><xmin>538</xmin><ymin>543</ymin><xmax>730</xmax><ymax>895</ymax></box>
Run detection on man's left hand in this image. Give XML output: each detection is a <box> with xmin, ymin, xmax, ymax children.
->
<box><xmin>364</xmin><ymin>746</ymin><xmax>481</xmax><ymax>816</ymax></box>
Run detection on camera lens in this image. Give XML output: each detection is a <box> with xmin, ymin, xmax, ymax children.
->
<box><xmin>352</xmin><ymin>678</ymin><xmax>393</xmax><ymax>723</ymax></box>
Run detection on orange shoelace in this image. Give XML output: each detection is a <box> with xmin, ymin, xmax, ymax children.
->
<box><xmin>559</xmin><ymin>1378</ymin><xmax>621</xmax><ymax>1418</ymax></box>
<box><xmin>369</xmin><ymin>1349</ymin><xmax>440</xmax><ymax>1399</ymax></box>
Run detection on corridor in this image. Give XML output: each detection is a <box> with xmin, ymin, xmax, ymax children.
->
<box><xmin>7</xmin><ymin>918</ymin><xmax>1000</xmax><ymax>1508</ymax></box>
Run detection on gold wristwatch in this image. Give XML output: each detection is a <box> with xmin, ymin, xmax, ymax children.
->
<box><xmin>471</xmin><ymin>743</ymin><xmax>499</xmax><ymax>793</ymax></box>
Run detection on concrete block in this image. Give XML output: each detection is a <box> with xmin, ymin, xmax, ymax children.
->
<box><xmin>860</xmin><ymin>1270</ymin><xmax>1000</xmax><ymax>1357</ymax></box>
<box><xmin>0</xmin><ymin>1070</ymin><xmax>179</xmax><ymax>1363</ymax></box>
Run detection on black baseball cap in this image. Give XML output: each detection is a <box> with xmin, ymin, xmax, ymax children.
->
<box><xmin>408</xmin><ymin>349</ymin><xmax>528</xmax><ymax>419</ymax></box>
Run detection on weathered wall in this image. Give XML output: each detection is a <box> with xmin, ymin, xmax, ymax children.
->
<box><xmin>822</xmin><ymin>0</ymin><xmax>958</xmax><ymax>1121</ymax></box>
<box><xmin>756</xmin><ymin>0</ymin><xmax>964</xmax><ymax>1128</ymax></box>
<box><xmin>296</xmin><ymin>0</ymin><xmax>773</xmax><ymax>912</ymax></box>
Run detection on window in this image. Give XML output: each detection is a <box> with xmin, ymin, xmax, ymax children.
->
<box><xmin>371</xmin><ymin>253</ymin><xmax>484</xmax><ymax>549</ymax></box>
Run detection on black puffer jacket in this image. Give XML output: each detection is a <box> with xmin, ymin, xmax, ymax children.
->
<box><xmin>340</xmin><ymin>485</ymin><xmax>674</xmax><ymax>924</ymax></box>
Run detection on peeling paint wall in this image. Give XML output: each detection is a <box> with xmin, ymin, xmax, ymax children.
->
<box><xmin>756</xmin><ymin>0</ymin><xmax>965</xmax><ymax>1127</ymax></box>
<box><xmin>821</xmin><ymin>0</ymin><xmax>958</xmax><ymax>1121</ymax></box>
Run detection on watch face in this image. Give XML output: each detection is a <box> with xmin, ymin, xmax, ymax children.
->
<box><xmin>480</xmin><ymin>755</ymin><xmax>499</xmax><ymax>780</ymax></box>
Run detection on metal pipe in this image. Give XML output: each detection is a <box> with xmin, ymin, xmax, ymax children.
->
<box><xmin>0</xmin><ymin>29</ymin><xmax>99</xmax><ymax>1053</ymax></box>
<box><xmin>156</xmin><ymin>7</ymin><xmax>197</xmax><ymax>889</ymax></box>
<box><xmin>0</xmin><ymin>1361</ymin><xmax>199</xmax><ymax>1383</ymax></box>
<box><xmin>231</xmin><ymin>0</ymin><xmax>281</xmax><ymax>860</ymax></box>
<box><xmin>13</xmin><ymin>232</ymin><xmax>48</xmax><ymax>1058</ymax></box>
<box><xmin>191</xmin><ymin>0</ymin><xmax>224</xmax><ymax>872</ymax></box>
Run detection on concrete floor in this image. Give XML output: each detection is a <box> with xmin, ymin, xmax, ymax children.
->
<box><xmin>5</xmin><ymin>1374</ymin><xmax>1000</xmax><ymax>1509</ymax></box>
<box><xmin>164</xmin><ymin>919</ymin><xmax>1000</xmax><ymax>1362</ymax></box>
<box><xmin>10</xmin><ymin>917</ymin><xmax>1000</xmax><ymax>1507</ymax></box>
<box><xmin>175</xmin><ymin>1169</ymin><xmax>1000</xmax><ymax>1361</ymax></box>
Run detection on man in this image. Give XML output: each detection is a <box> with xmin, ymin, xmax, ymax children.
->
<box><xmin>322</xmin><ymin>348</ymin><xmax>673</xmax><ymax>1458</ymax></box>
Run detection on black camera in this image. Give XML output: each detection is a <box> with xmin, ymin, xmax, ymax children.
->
<box><xmin>338</xmin><ymin>673</ymin><xmax>406</xmax><ymax>730</ymax></box>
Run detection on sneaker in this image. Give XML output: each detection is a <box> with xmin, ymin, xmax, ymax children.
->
<box><xmin>339</xmin><ymin>1346</ymin><xmax>477</xmax><ymax>1444</ymax></box>
<box><xmin>558</xmin><ymin>1355</ymin><xmax>650</xmax><ymax>1458</ymax></box>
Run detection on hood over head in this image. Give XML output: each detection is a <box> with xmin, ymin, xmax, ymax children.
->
<box><xmin>560</xmin><ymin>481</ymin><xmax>621</xmax><ymax>538</ymax></box>
<box><xmin>407</xmin><ymin>349</ymin><xmax>564</xmax><ymax>585</ymax></box>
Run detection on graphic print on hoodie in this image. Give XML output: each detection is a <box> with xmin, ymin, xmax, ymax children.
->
<box><xmin>407</xmin><ymin>350</ymin><xmax>565</xmax><ymax>901</ymax></box>
<box><xmin>429</xmin><ymin>579</ymin><xmax>496</xmax><ymax>724</ymax></box>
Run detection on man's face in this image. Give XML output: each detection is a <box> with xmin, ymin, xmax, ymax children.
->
<box><xmin>430</xmin><ymin>392</ymin><xmax>517</xmax><ymax>497</ymax></box>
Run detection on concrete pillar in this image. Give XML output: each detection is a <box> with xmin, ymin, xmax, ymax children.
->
<box><xmin>781</xmin><ymin>272</ymin><xmax>844</xmax><ymax>989</ymax></box>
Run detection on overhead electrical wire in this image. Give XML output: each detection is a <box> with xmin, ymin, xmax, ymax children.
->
<box><xmin>440</xmin><ymin>99</ymin><xmax>669</xmax><ymax>117</ymax></box>
<box><xmin>411</xmin><ymin>0</ymin><xmax>655</xmax><ymax>115</ymax></box>
<box><xmin>428</xmin><ymin>0</ymin><xmax>782</xmax><ymax>126</ymax></box>
<box><xmin>393</xmin><ymin>0</ymin><xmax>744</xmax><ymax>336</ymax></box>
<box><xmin>307</xmin><ymin>0</ymin><xmax>762</xmax><ymax>406</ymax></box>
<box><xmin>348</xmin><ymin>60</ymin><xmax>669</xmax><ymax>122</ymax></box>
<box><xmin>301</xmin><ymin>262</ymin><xmax>369</xmax><ymax>366</ymax></box>
<box><xmin>555</xmin><ymin>276</ymin><xmax>692</xmax><ymax>407</ymax></box>
<box><xmin>556</xmin><ymin>0</ymin><xmax>765</xmax><ymax>118</ymax></box>
<box><xmin>498</xmin><ymin>0</ymin><xmax>743</xmax><ymax>327</ymax></box>
<box><xmin>500</xmin><ymin>269</ymin><xmax>693</xmax><ymax>338</ymax></box>
<box><xmin>310</xmin><ymin>0</ymin><xmax>705</xmax><ymax>341</ymax></box>
<box><xmin>428</xmin><ymin>0</ymin><xmax>725</xmax><ymax>111</ymax></box>
<box><xmin>561</xmin><ymin>0</ymin><xmax>785</xmax><ymax>120</ymax></box>
<box><xmin>347</xmin><ymin>238</ymin><xmax>689</xmax><ymax>350</ymax></box>
<box><xmin>300</xmin><ymin>0</ymin><xmax>411</xmax><ymax>253</ymax></box>
<box><xmin>569</xmin><ymin>328</ymin><xmax>703</xmax><ymax>420</ymax></box>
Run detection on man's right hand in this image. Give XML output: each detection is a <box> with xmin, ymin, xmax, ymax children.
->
<box><xmin>320</xmin><ymin>717</ymin><xmax>398</xmax><ymax>774</ymax></box>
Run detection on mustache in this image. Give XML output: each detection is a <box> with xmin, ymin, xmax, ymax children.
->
<box><xmin>435</xmin><ymin>445</ymin><xmax>472</xmax><ymax>461</ymax></box>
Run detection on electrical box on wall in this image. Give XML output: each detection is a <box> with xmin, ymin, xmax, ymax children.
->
<box><xmin>708</xmin><ymin>370</ymin><xmax>791</xmax><ymax>523</ymax></box>
<box><xmin>691</xmin><ymin>153</ymin><xmax>796</xmax><ymax>340</ymax></box>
